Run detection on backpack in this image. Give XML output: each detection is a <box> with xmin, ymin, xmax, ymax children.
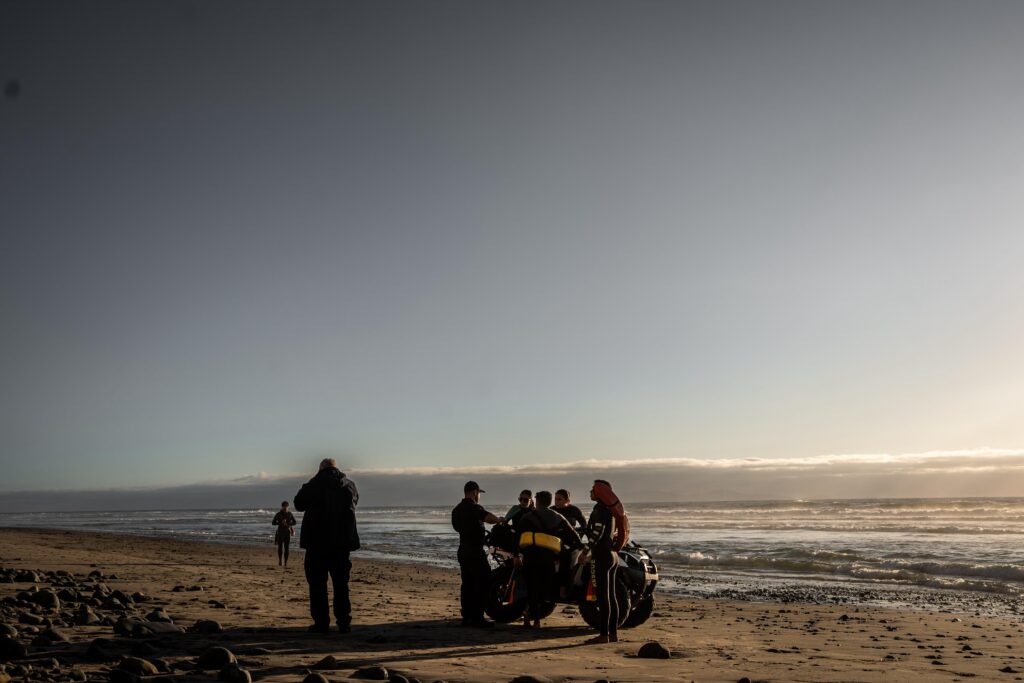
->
<box><xmin>592</xmin><ymin>481</ymin><xmax>629</xmax><ymax>551</ymax></box>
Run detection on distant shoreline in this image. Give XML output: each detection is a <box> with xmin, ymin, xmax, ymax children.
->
<box><xmin>4</xmin><ymin>494</ymin><xmax>1024</xmax><ymax>515</ymax></box>
<box><xmin>5</xmin><ymin>524</ymin><xmax>1024</xmax><ymax>620</ymax></box>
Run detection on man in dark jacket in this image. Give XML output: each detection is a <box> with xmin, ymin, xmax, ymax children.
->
<box><xmin>294</xmin><ymin>458</ymin><xmax>359</xmax><ymax>634</ymax></box>
<box><xmin>513</xmin><ymin>490</ymin><xmax>582</xmax><ymax>628</ymax></box>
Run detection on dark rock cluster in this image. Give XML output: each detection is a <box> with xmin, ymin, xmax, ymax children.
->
<box><xmin>0</xmin><ymin>566</ymin><xmax>225</xmax><ymax>683</ymax></box>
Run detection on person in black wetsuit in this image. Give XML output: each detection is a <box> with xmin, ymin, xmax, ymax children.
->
<box><xmin>513</xmin><ymin>490</ymin><xmax>582</xmax><ymax>629</ymax></box>
<box><xmin>271</xmin><ymin>501</ymin><xmax>297</xmax><ymax>567</ymax></box>
<box><xmin>584</xmin><ymin>479</ymin><xmax>620</xmax><ymax>644</ymax></box>
<box><xmin>451</xmin><ymin>481</ymin><xmax>503</xmax><ymax>627</ymax></box>
<box><xmin>294</xmin><ymin>458</ymin><xmax>360</xmax><ymax>634</ymax></box>
<box><xmin>554</xmin><ymin>489</ymin><xmax>587</xmax><ymax>533</ymax></box>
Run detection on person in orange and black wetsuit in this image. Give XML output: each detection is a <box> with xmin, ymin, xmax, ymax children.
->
<box><xmin>584</xmin><ymin>479</ymin><xmax>621</xmax><ymax>643</ymax></box>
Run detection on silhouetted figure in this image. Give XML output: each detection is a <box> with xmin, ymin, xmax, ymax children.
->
<box><xmin>584</xmin><ymin>479</ymin><xmax>626</xmax><ymax>644</ymax></box>
<box><xmin>451</xmin><ymin>480</ymin><xmax>503</xmax><ymax>627</ymax></box>
<box><xmin>505</xmin><ymin>489</ymin><xmax>534</xmax><ymax>528</ymax></box>
<box><xmin>271</xmin><ymin>501</ymin><xmax>296</xmax><ymax>566</ymax></box>
<box><xmin>294</xmin><ymin>458</ymin><xmax>359</xmax><ymax>634</ymax></box>
<box><xmin>514</xmin><ymin>490</ymin><xmax>582</xmax><ymax>628</ymax></box>
<box><xmin>554</xmin><ymin>488</ymin><xmax>587</xmax><ymax>533</ymax></box>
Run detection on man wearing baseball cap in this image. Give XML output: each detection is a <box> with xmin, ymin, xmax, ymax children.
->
<box><xmin>451</xmin><ymin>480</ymin><xmax>503</xmax><ymax>627</ymax></box>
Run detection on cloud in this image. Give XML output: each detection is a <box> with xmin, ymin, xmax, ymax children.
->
<box><xmin>350</xmin><ymin>447</ymin><xmax>1024</xmax><ymax>476</ymax></box>
<box><xmin>2</xmin><ymin>448</ymin><xmax>1024</xmax><ymax>512</ymax></box>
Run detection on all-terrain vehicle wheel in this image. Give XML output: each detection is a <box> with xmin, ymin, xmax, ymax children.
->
<box><xmin>485</xmin><ymin>563</ymin><xmax>527</xmax><ymax>623</ymax></box>
<box><xmin>622</xmin><ymin>592</ymin><xmax>654</xmax><ymax>628</ymax></box>
<box><xmin>578</xmin><ymin>571</ymin><xmax>632</xmax><ymax>630</ymax></box>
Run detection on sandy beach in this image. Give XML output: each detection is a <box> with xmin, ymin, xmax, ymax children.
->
<box><xmin>3</xmin><ymin>528</ymin><xmax>1024</xmax><ymax>683</ymax></box>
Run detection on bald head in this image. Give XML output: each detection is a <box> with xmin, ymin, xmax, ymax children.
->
<box><xmin>319</xmin><ymin>458</ymin><xmax>337</xmax><ymax>471</ymax></box>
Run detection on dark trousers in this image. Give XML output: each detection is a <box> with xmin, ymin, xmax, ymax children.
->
<box><xmin>457</xmin><ymin>545</ymin><xmax>490</xmax><ymax>623</ymax></box>
<box><xmin>523</xmin><ymin>549</ymin><xmax>556</xmax><ymax>622</ymax></box>
<box><xmin>277</xmin><ymin>539</ymin><xmax>291</xmax><ymax>565</ymax></box>
<box><xmin>304</xmin><ymin>548</ymin><xmax>352</xmax><ymax>628</ymax></box>
<box><xmin>594</xmin><ymin>548</ymin><xmax>619</xmax><ymax>638</ymax></box>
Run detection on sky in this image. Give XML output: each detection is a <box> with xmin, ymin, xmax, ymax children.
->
<box><xmin>2</xmin><ymin>1</ymin><xmax>1024</xmax><ymax>506</ymax></box>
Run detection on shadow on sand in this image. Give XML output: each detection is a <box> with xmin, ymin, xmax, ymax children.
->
<box><xmin>34</xmin><ymin>618</ymin><xmax>596</xmax><ymax>680</ymax></box>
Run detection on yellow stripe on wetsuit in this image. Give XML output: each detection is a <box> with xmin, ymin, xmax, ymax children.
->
<box><xmin>518</xmin><ymin>531</ymin><xmax>562</xmax><ymax>553</ymax></box>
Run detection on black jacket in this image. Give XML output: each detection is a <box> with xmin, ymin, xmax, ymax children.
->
<box><xmin>587</xmin><ymin>503</ymin><xmax>614</xmax><ymax>553</ymax></box>
<box><xmin>558</xmin><ymin>504</ymin><xmax>588</xmax><ymax>533</ymax></box>
<box><xmin>294</xmin><ymin>468</ymin><xmax>360</xmax><ymax>552</ymax></box>
<box><xmin>516</xmin><ymin>507</ymin><xmax>583</xmax><ymax>553</ymax></box>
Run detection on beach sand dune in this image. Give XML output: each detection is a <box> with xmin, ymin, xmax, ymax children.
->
<box><xmin>3</xmin><ymin>528</ymin><xmax>1023</xmax><ymax>682</ymax></box>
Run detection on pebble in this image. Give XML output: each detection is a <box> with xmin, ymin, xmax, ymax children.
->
<box><xmin>41</xmin><ymin>628</ymin><xmax>68</xmax><ymax>643</ymax></box>
<box><xmin>74</xmin><ymin>606</ymin><xmax>101</xmax><ymax>626</ymax></box>
<box><xmin>351</xmin><ymin>666</ymin><xmax>390</xmax><ymax>680</ymax></box>
<box><xmin>192</xmin><ymin>620</ymin><xmax>223</xmax><ymax>634</ymax></box>
<box><xmin>218</xmin><ymin>664</ymin><xmax>251</xmax><ymax>683</ymax></box>
<box><xmin>119</xmin><ymin>657</ymin><xmax>160</xmax><ymax>676</ymax></box>
<box><xmin>312</xmin><ymin>656</ymin><xmax>340</xmax><ymax>670</ymax></box>
<box><xmin>196</xmin><ymin>647</ymin><xmax>237</xmax><ymax>670</ymax></box>
<box><xmin>110</xmin><ymin>591</ymin><xmax>134</xmax><ymax>605</ymax></box>
<box><xmin>637</xmin><ymin>642</ymin><xmax>670</xmax><ymax>659</ymax></box>
<box><xmin>0</xmin><ymin>635</ymin><xmax>29</xmax><ymax>660</ymax></box>
<box><xmin>18</xmin><ymin>613</ymin><xmax>44</xmax><ymax>626</ymax></box>
<box><xmin>31</xmin><ymin>591</ymin><xmax>61</xmax><ymax>610</ymax></box>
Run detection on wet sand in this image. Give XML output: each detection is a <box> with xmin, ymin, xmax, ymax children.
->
<box><xmin>3</xmin><ymin>528</ymin><xmax>1024</xmax><ymax>682</ymax></box>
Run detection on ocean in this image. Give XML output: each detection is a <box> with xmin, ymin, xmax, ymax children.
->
<box><xmin>4</xmin><ymin>498</ymin><xmax>1024</xmax><ymax>615</ymax></box>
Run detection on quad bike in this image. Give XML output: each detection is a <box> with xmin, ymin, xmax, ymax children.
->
<box><xmin>483</xmin><ymin>524</ymin><xmax>658</xmax><ymax>629</ymax></box>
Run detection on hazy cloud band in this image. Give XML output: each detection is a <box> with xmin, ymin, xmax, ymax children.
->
<box><xmin>2</xmin><ymin>449</ymin><xmax>1023</xmax><ymax>512</ymax></box>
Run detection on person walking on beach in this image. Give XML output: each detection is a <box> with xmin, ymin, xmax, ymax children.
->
<box><xmin>513</xmin><ymin>490</ymin><xmax>582</xmax><ymax>629</ymax></box>
<box><xmin>294</xmin><ymin>458</ymin><xmax>360</xmax><ymax>634</ymax></box>
<box><xmin>271</xmin><ymin>501</ymin><xmax>297</xmax><ymax>567</ymax></box>
<box><xmin>452</xmin><ymin>481</ymin><xmax>503</xmax><ymax>628</ymax></box>
<box><xmin>554</xmin><ymin>488</ymin><xmax>587</xmax><ymax>533</ymax></box>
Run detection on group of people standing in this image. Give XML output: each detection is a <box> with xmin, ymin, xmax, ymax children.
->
<box><xmin>452</xmin><ymin>480</ymin><xmax>625</xmax><ymax>643</ymax></box>
<box><xmin>278</xmin><ymin>460</ymin><xmax>625</xmax><ymax>644</ymax></box>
